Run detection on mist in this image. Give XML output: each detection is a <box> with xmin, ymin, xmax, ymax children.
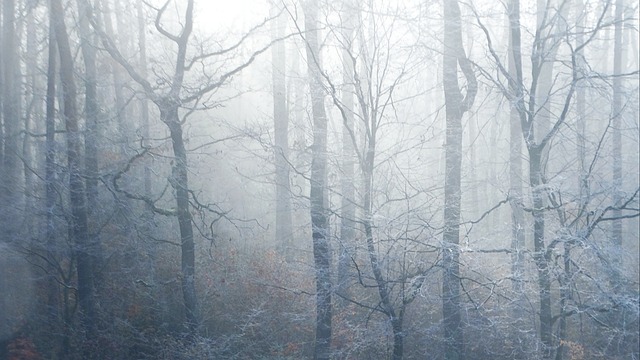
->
<box><xmin>0</xmin><ymin>0</ymin><xmax>638</xmax><ymax>359</ymax></box>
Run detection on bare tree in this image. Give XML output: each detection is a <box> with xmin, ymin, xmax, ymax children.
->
<box><xmin>506</xmin><ymin>0</ymin><xmax>529</xmax><ymax>356</ymax></box>
<box><xmin>336</xmin><ymin>0</ymin><xmax>357</xmax><ymax>300</ymax></box>
<box><xmin>473</xmin><ymin>0</ymin><xmax>639</xmax><ymax>357</ymax></box>
<box><xmin>1</xmin><ymin>0</ymin><xmax>23</xmax><ymax>243</ymax></box>
<box><xmin>50</xmin><ymin>0</ymin><xmax>97</xmax><ymax>339</ymax></box>
<box><xmin>610</xmin><ymin>0</ymin><xmax>624</xmax><ymax>290</ymax></box>
<box><xmin>442</xmin><ymin>1</ymin><xmax>477</xmax><ymax>358</ymax></box>
<box><xmin>92</xmin><ymin>0</ymin><xmax>282</xmax><ymax>335</ymax></box>
<box><xmin>301</xmin><ymin>1</ymin><xmax>333</xmax><ymax>357</ymax></box>
<box><xmin>300</xmin><ymin>2</ymin><xmax>435</xmax><ymax>357</ymax></box>
<box><xmin>271</xmin><ymin>5</ymin><xmax>293</xmax><ymax>260</ymax></box>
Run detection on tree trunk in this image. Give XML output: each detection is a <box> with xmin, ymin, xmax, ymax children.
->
<box><xmin>77</xmin><ymin>0</ymin><xmax>103</xmax><ymax>290</ymax></box>
<box><xmin>163</xmin><ymin>107</ymin><xmax>199</xmax><ymax>334</ymax></box>
<box><xmin>304</xmin><ymin>2</ymin><xmax>332</xmax><ymax>357</ymax></box>
<box><xmin>271</xmin><ymin>7</ymin><xmax>293</xmax><ymax>261</ymax></box>
<box><xmin>50</xmin><ymin>0</ymin><xmax>97</xmax><ymax>338</ymax></box>
<box><xmin>391</xmin><ymin>313</ymin><xmax>405</xmax><ymax>360</ymax></box>
<box><xmin>1</xmin><ymin>0</ymin><xmax>22</xmax><ymax>243</ymax></box>
<box><xmin>534</xmin><ymin>0</ymin><xmax>553</xmax><ymax>146</ymax></box>
<box><xmin>0</xmin><ymin>0</ymin><xmax>4</xmax><ymax>166</ymax></box>
<box><xmin>507</xmin><ymin>1</ymin><xmax>553</xmax><ymax>356</ymax></box>
<box><xmin>529</xmin><ymin>146</ymin><xmax>553</xmax><ymax>358</ymax></box>
<box><xmin>360</xmin><ymin>118</ymin><xmax>405</xmax><ymax>359</ymax></box>
<box><xmin>610</xmin><ymin>0</ymin><xmax>624</xmax><ymax>291</ymax></box>
<box><xmin>507</xmin><ymin>0</ymin><xmax>528</xmax><ymax>356</ymax></box>
<box><xmin>337</xmin><ymin>0</ymin><xmax>356</xmax><ymax>299</ymax></box>
<box><xmin>45</xmin><ymin>5</ymin><xmax>59</xmax><ymax>333</ymax></box>
<box><xmin>442</xmin><ymin>0</ymin><xmax>476</xmax><ymax>358</ymax></box>
<box><xmin>24</xmin><ymin>3</ymin><xmax>37</xmax><ymax>233</ymax></box>
<box><xmin>100</xmin><ymin>0</ymin><xmax>128</xmax><ymax>150</ymax></box>
<box><xmin>556</xmin><ymin>4</ymin><xmax>587</xmax><ymax>359</ymax></box>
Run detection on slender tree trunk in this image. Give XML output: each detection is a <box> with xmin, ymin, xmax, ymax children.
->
<box><xmin>45</xmin><ymin>7</ymin><xmax>60</xmax><ymax>337</ymax></box>
<box><xmin>359</xmin><ymin>109</ymin><xmax>405</xmax><ymax>359</ymax></box>
<box><xmin>507</xmin><ymin>1</ymin><xmax>554</xmax><ymax>356</ymax></box>
<box><xmin>78</xmin><ymin>0</ymin><xmax>99</xmax><ymax>218</ymax></box>
<box><xmin>290</xmin><ymin>43</ymin><xmax>306</xmax><ymax>212</ymax></box>
<box><xmin>304</xmin><ymin>2</ymin><xmax>332</xmax><ymax>357</ymax></box>
<box><xmin>575</xmin><ymin>0</ymin><xmax>588</xmax><ymax>227</ymax></box>
<box><xmin>442</xmin><ymin>0</ymin><xmax>476</xmax><ymax>358</ymax></box>
<box><xmin>100</xmin><ymin>0</ymin><xmax>128</xmax><ymax>149</ymax></box>
<box><xmin>338</xmin><ymin>0</ymin><xmax>356</xmax><ymax>298</ymax></box>
<box><xmin>77</xmin><ymin>0</ymin><xmax>104</xmax><ymax>291</ymax></box>
<box><xmin>50</xmin><ymin>0</ymin><xmax>97</xmax><ymax>338</ymax></box>
<box><xmin>507</xmin><ymin>1</ymin><xmax>528</xmax><ymax>356</ymax></box>
<box><xmin>136</xmin><ymin>0</ymin><xmax>158</xmax><ymax>290</ymax></box>
<box><xmin>23</xmin><ymin>3</ymin><xmax>37</xmax><ymax>233</ymax></box>
<box><xmin>535</xmin><ymin>0</ymin><xmax>554</xmax><ymax>146</ymax></box>
<box><xmin>2</xmin><ymin>0</ymin><xmax>22</xmax><ymax>243</ymax></box>
<box><xmin>137</xmin><ymin>0</ymin><xmax>151</xmax><ymax>199</ymax></box>
<box><xmin>0</xmin><ymin>0</ymin><xmax>4</xmax><ymax>166</ymax></box>
<box><xmin>113</xmin><ymin>0</ymin><xmax>132</xmax><ymax>138</ymax></box>
<box><xmin>610</xmin><ymin>0</ymin><xmax>624</xmax><ymax>290</ymax></box>
<box><xmin>271</xmin><ymin>7</ymin><xmax>293</xmax><ymax>261</ymax></box>
<box><xmin>529</xmin><ymin>146</ymin><xmax>553</xmax><ymax>358</ymax></box>
<box><xmin>556</xmin><ymin>4</ymin><xmax>587</xmax><ymax>359</ymax></box>
<box><xmin>162</xmin><ymin>106</ymin><xmax>199</xmax><ymax>334</ymax></box>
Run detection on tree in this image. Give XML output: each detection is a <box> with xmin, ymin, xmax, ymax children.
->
<box><xmin>336</xmin><ymin>0</ymin><xmax>357</xmax><ymax>300</ymax></box>
<box><xmin>473</xmin><ymin>0</ymin><xmax>639</xmax><ymax>357</ymax></box>
<box><xmin>99</xmin><ymin>0</ymin><xmax>129</xmax><ymax>149</ymax></box>
<box><xmin>44</xmin><ymin>0</ymin><xmax>58</xmax><ymax>326</ymax></box>
<box><xmin>301</xmin><ymin>1</ymin><xmax>333</xmax><ymax>357</ymax></box>
<box><xmin>97</xmin><ymin>0</ymin><xmax>200</xmax><ymax>333</ymax></box>
<box><xmin>1</xmin><ymin>0</ymin><xmax>23</xmax><ymax>243</ymax></box>
<box><xmin>50</xmin><ymin>0</ymin><xmax>97</xmax><ymax>339</ymax></box>
<box><xmin>610</xmin><ymin>0</ymin><xmax>624</xmax><ymax>290</ymax></box>
<box><xmin>92</xmin><ymin>0</ymin><xmax>281</xmax><ymax>335</ymax></box>
<box><xmin>442</xmin><ymin>1</ymin><xmax>477</xmax><ymax>358</ymax></box>
<box><xmin>271</xmin><ymin>5</ymin><xmax>293</xmax><ymax>260</ymax></box>
<box><xmin>507</xmin><ymin>0</ymin><xmax>529</xmax><ymax>356</ymax></box>
<box><xmin>306</xmin><ymin>2</ymin><xmax>435</xmax><ymax>357</ymax></box>
<box><xmin>76</xmin><ymin>0</ymin><xmax>105</xmax><ymax>294</ymax></box>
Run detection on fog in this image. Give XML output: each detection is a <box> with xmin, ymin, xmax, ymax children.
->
<box><xmin>0</xmin><ymin>0</ymin><xmax>638</xmax><ymax>359</ymax></box>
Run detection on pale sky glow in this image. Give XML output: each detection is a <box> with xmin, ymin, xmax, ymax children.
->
<box><xmin>195</xmin><ymin>0</ymin><xmax>269</xmax><ymax>35</ymax></box>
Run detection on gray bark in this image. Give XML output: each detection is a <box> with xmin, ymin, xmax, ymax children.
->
<box><xmin>0</xmin><ymin>1</ymin><xmax>3</xmax><ymax>167</ymax></box>
<box><xmin>610</xmin><ymin>0</ymin><xmax>624</xmax><ymax>290</ymax></box>
<box><xmin>77</xmin><ymin>0</ymin><xmax>104</xmax><ymax>289</ymax></box>
<box><xmin>50</xmin><ymin>0</ymin><xmax>97</xmax><ymax>337</ymax></box>
<box><xmin>24</xmin><ymin>3</ymin><xmax>37</xmax><ymax>233</ymax></box>
<box><xmin>507</xmin><ymin>1</ymin><xmax>528</xmax><ymax>355</ymax></box>
<box><xmin>45</xmin><ymin>6</ymin><xmax>59</xmax><ymax>326</ymax></box>
<box><xmin>337</xmin><ymin>0</ymin><xmax>356</xmax><ymax>299</ymax></box>
<box><xmin>2</xmin><ymin>0</ymin><xmax>22</xmax><ymax>243</ymax></box>
<box><xmin>442</xmin><ymin>0</ymin><xmax>476</xmax><ymax>359</ymax></box>
<box><xmin>100</xmin><ymin>0</ymin><xmax>128</xmax><ymax>149</ymax></box>
<box><xmin>137</xmin><ymin>0</ymin><xmax>150</xmax><ymax>199</ymax></box>
<box><xmin>271</xmin><ymin>7</ymin><xmax>293</xmax><ymax>261</ymax></box>
<box><xmin>303</xmin><ymin>1</ymin><xmax>333</xmax><ymax>357</ymax></box>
